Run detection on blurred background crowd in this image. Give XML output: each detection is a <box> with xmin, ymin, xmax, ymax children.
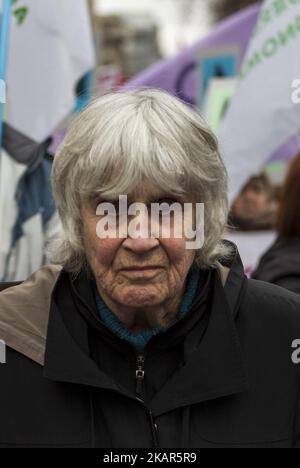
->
<box><xmin>1</xmin><ymin>0</ymin><xmax>300</xmax><ymax>295</ymax></box>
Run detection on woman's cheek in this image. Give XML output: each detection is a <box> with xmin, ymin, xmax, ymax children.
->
<box><xmin>160</xmin><ymin>237</ymin><xmax>190</xmax><ymax>262</ymax></box>
<box><xmin>83</xmin><ymin>216</ymin><xmax>119</xmax><ymax>266</ymax></box>
<box><xmin>92</xmin><ymin>238</ymin><xmax>121</xmax><ymax>266</ymax></box>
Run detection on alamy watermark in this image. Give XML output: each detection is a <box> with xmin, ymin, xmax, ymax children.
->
<box><xmin>291</xmin><ymin>339</ymin><xmax>300</xmax><ymax>364</ymax></box>
<box><xmin>0</xmin><ymin>340</ymin><xmax>6</xmax><ymax>364</ymax></box>
<box><xmin>291</xmin><ymin>79</ymin><xmax>300</xmax><ymax>104</ymax></box>
<box><xmin>95</xmin><ymin>196</ymin><xmax>205</xmax><ymax>250</ymax></box>
<box><xmin>0</xmin><ymin>79</ymin><xmax>6</xmax><ymax>104</ymax></box>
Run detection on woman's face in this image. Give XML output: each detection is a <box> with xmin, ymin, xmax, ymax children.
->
<box><xmin>81</xmin><ymin>181</ymin><xmax>196</xmax><ymax>310</ymax></box>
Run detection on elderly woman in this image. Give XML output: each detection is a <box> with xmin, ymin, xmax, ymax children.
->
<box><xmin>1</xmin><ymin>89</ymin><xmax>300</xmax><ymax>449</ymax></box>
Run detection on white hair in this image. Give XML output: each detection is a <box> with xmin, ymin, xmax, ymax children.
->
<box><xmin>51</xmin><ymin>88</ymin><xmax>233</xmax><ymax>273</ymax></box>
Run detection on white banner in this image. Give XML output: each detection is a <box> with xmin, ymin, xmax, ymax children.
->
<box><xmin>219</xmin><ymin>0</ymin><xmax>300</xmax><ymax>203</ymax></box>
<box><xmin>6</xmin><ymin>0</ymin><xmax>95</xmax><ymax>142</ymax></box>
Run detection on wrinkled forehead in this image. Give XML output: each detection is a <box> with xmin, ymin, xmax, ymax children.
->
<box><xmin>100</xmin><ymin>179</ymin><xmax>190</xmax><ymax>203</ymax></box>
<box><xmin>82</xmin><ymin>157</ymin><xmax>189</xmax><ymax>201</ymax></box>
<box><xmin>130</xmin><ymin>182</ymin><xmax>169</xmax><ymax>201</ymax></box>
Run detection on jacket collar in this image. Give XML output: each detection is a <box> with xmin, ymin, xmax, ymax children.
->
<box><xmin>220</xmin><ymin>241</ymin><xmax>247</xmax><ymax>319</ymax></box>
<box><xmin>0</xmin><ymin>265</ymin><xmax>62</xmax><ymax>365</ymax></box>
<box><xmin>149</xmin><ymin>268</ymin><xmax>248</xmax><ymax>415</ymax></box>
<box><xmin>43</xmin><ymin>244</ymin><xmax>249</xmax><ymax>415</ymax></box>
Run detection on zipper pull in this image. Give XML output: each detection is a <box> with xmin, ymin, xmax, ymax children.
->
<box><xmin>149</xmin><ymin>409</ymin><xmax>159</xmax><ymax>447</ymax></box>
<box><xmin>135</xmin><ymin>352</ymin><xmax>145</xmax><ymax>400</ymax></box>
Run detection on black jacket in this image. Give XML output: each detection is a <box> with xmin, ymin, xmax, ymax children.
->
<box><xmin>1</xmin><ymin>247</ymin><xmax>300</xmax><ymax>448</ymax></box>
<box><xmin>252</xmin><ymin>237</ymin><xmax>300</xmax><ymax>295</ymax></box>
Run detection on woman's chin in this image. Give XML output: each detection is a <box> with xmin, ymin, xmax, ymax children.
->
<box><xmin>114</xmin><ymin>286</ymin><xmax>165</xmax><ymax>308</ymax></box>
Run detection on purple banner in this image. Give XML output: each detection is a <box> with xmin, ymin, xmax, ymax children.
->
<box><xmin>124</xmin><ymin>3</ymin><xmax>298</xmax><ymax>163</ymax></box>
<box><xmin>124</xmin><ymin>4</ymin><xmax>260</xmax><ymax>105</ymax></box>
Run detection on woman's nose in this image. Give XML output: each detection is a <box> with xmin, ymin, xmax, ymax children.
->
<box><xmin>121</xmin><ymin>209</ymin><xmax>160</xmax><ymax>252</ymax></box>
<box><xmin>122</xmin><ymin>236</ymin><xmax>159</xmax><ymax>253</ymax></box>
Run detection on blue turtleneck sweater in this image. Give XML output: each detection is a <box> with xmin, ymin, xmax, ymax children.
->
<box><xmin>93</xmin><ymin>267</ymin><xmax>200</xmax><ymax>352</ymax></box>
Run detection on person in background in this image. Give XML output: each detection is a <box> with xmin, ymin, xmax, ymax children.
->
<box><xmin>229</xmin><ymin>173</ymin><xmax>278</xmax><ymax>231</ymax></box>
<box><xmin>252</xmin><ymin>153</ymin><xmax>300</xmax><ymax>294</ymax></box>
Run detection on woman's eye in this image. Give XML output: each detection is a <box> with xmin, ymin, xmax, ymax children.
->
<box><xmin>94</xmin><ymin>199</ymin><xmax>121</xmax><ymax>216</ymax></box>
<box><xmin>156</xmin><ymin>198</ymin><xmax>179</xmax><ymax>206</ymax></box>
<box><xmin>110</xmin><ymin>201</ymin><xmax>119</xmax><ymax>211</ymax></box>
<box><xmin>154</xmin><ymin>199</ymin><xmax>183</xmax><ymax>218</ymax></box>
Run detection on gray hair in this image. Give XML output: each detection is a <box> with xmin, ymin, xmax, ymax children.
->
<box><xmin>51</xmin><ymin>88</ymin><xmax>233</xmax><ymax>273</ymax></box>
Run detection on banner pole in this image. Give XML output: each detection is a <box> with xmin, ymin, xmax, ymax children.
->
<box><xmin>0</xmin><ymin>0</ymin><xmax>12</xmax><ymax>147</ymax></box>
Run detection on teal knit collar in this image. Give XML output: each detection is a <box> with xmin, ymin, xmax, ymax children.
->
<box><xmin>93</xmin><ymin>267</ymin><xmax>200</xmax><ymax>352</ymax></box>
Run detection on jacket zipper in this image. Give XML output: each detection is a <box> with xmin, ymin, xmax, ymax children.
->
<box><xmin>135</xmin><ymin>352</ymin><xmax>145</xmax><ymax>400</ymax></box>
<box><xmin>135</xmin><ymin>352</ymin><xmax>159</xmax><ymax>447</ymax></box>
